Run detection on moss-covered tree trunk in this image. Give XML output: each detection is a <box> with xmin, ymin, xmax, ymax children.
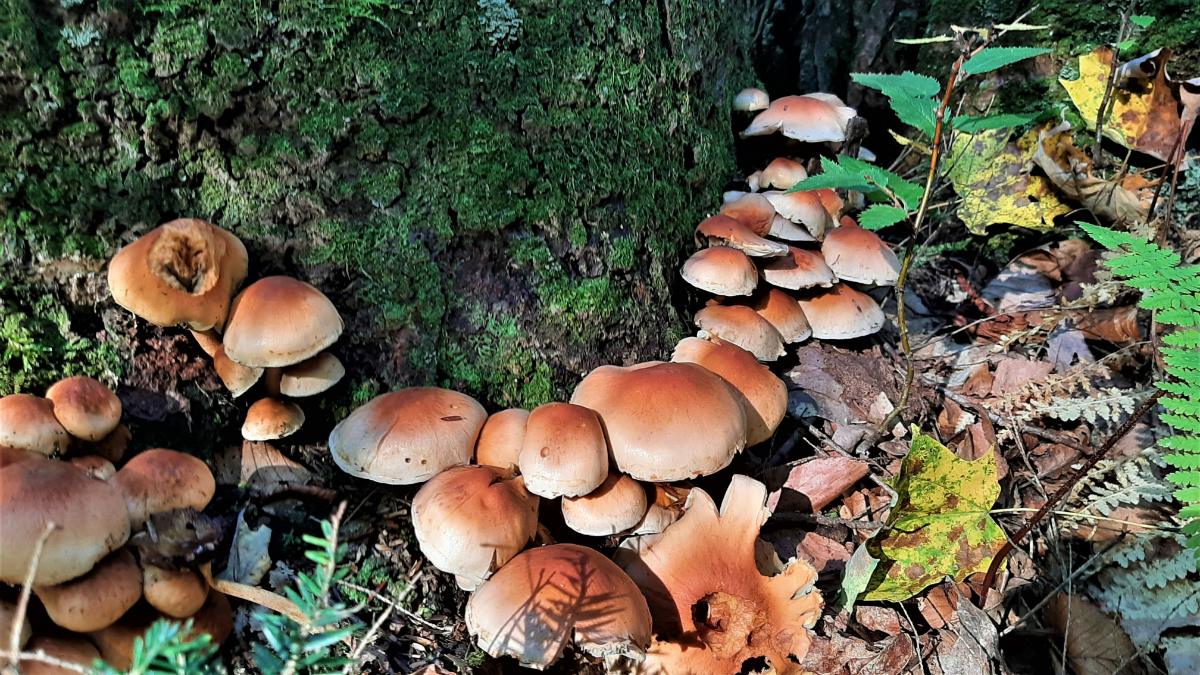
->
<box><xmin>1</xmin><ymin>0</ymin><xmax>756</xmax><ymax>413</ymax></box>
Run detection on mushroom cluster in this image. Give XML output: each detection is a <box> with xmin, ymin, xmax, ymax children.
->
<box><xmin>687</xmin><ymin>88</ymin><xmax>899</xmax><ymax>354</ymax></box>
<box><xmin>0</xmin><ymin>377</ymin><xmax>231</xmax><ymax>671</ymax></box>
<box><xmin>107</xmin><ymin>218</ymin><xmax>346</xmax><ymax>441</ymax></box>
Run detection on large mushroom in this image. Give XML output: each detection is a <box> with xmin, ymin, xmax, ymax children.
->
<box><xmin>752</xmin><ymin>287</ymin><xmax>812</xmax><ymax>343</ymax></box>
<box><xmin>110</xmin><ymin>448</ymin><xmax>217</xmax><ymax>528</ymax></box>
<box><xmin>797</xmin><ymin>284</ymin><xmax>886</xmax><ymax>340</ymax></box>
<box><xmin>741</xmin><ymin>93</ymin><xmax>858</xmax><ymax>143</ymax></box>
<box><xmin>518</xmin><ymin>402</ymin><xmax>609</xmax><ymax>498</ymax></box>
<box><xmin>561</xmin><ymin>472</ymin><xmax>649</xmax><ymax>536</ymax></box>
<box><xmin>222</xmin><ymin>276</ymin><xmax>343</xmax><ymax>368</ymax></box>
<box><xmin>0</xmin><ymin>394</ymin><xmax>70</xmax><ymax>457</ymax></box>
<box><xmin>617</xmin><ymin>475</ymin><xmax>823</xmax><ymax>674</ymax></box>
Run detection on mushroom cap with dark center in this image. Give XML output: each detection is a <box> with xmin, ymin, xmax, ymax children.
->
<box><xmin>672</xmin><ymin>336</ymin><xmax>787</xmax><ymax>447</ymax></box>
<box><xmin>328</xmin><ymin>388</ymin><xmax>487</xmax><ymax>485</ymax></box>
<box><xmin>695</xmin><ymin>215</ymin><xmax>789</xmax><ymax>258</ymax></box>
<box><xmin>241</xmin><ymin>398</ymin><xmax>305</xmax><ymax>441</ymax></box>
<box><xmin>741</xmin><ymin>93</ymin><xmax>857</xmax><ymax>142</ymax></box>
<box><xmin>474</xmin><ymin>408</ymin><xmax>529</xmax><ymax>470</ymax></box>
<box><xmin>680</xmin><ymin>246</ymin><xmax>758</xmax><ymax>297</ymax></box>
<box><xmin>821</xmin><ymin>217</ymin><xmax>901</xmax><ymax>285</ymax></box>
<box><xmin>797</xmin><ymin>283</ymin><xmax>886</xmax><ymax>339</ymax></box>
<box><xmin>35</xmin><ymin>549</ymin><xmax>142</xmax><ymax>632</ymax></box>
<box><xmin>561</xmin><ymin>472</ymin><xmax>650</xmax><ymax>536</ymax></box>
<box><xmin>222</xmin><ymin>276</ymin><xmax>344</xmax><ymax>368</ymax></box>
<box><xmin>107</xmin><ymin>218</ymin><xmax>248</xmax><ymax>331</ymax></box>
<box><xmin>110</xmin><ymin>449</ymin><xmax>216</xmax><ymax>528</ymax></box>
<box><xmin>0</xmin><ymin>459</ymin><xmax>131</xmax><ymax>586</ymax></box>
<box><xmin>518</xmin><ymin>402</ymin><xmax>609</xmax><ymax>498</ymax></box>
<box><xmin>45</xmin><ymin>376</ymin><xmax>122</xmax><ymax>442</ymax></box>
<box><xmin>760</xmin><ymin>245</ymin><xmax>837</xmax><ymax>291</ymax></box>
<box><xmin>693</xmin><ymin>304</ymin><xmax>786</xmax><ymax>362</ymax></box>
<box><xmin>0</xmin><ymin>394</ymin><xmax>70</xmax><ymax>457</ymax></box>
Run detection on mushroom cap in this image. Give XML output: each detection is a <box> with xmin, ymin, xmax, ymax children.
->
<box><xmin>279</xmin><ymin>352</ymin><xmax>345</xmax><ymax>397</ymax></box>
<box><xmin>693</xmin><ymin>304</ymin><xmax>787</xmax><ymax>362</ymax></box>
<box><xmin>0</xmin><ymin>394</ymin><xmax>70</xmax><ymax>456</ymax></box>
<box><xmin>19</xmin><ymin>636</ymin><xmax>101</xmax><ymax>675</ymax></box>
<box><xmin>797</xmin><ymin>283</ymin><xmax>885</xmax><ymax>339</ymax></box>
<box><xmin>466</xmin><ymin>543</ymin><xmax>652</xmax><ymax>669</ymax></box>
<box><xmin>617</xmin><ymin>475</ymin><xmax>823</xmax><ymax>673</ymax></box>
<box><xmin>741</xmin><ymin>93</ymin><xmax>857</xmax><ymax>142</ymax></box>
<box><xmin>768</xmin><ymin>213</ymin><xmax>817</xmax><ymax>242</ymax></box>
<box><xmin>695</xmin><ymin>215</ymin><xmax>789</xmax><ymax>258</ymax></box>
<box><xmin>680</xmin><ymin>246</ymin><xmax>758</xmax><ymax>297</ymax></box>
<box><xmin>0</xmin><ymin>600</ymin><xmax>32</xmax><ymax>654</ymax></box>
<box><xmin>143</xmin><ymin>564</ymin><xmax>209</xmax><ymax>618</ymax></box>
<box><xmin>45</xmin><ymin>376</ymin><xmax>122</xmax><ymax>442</ymax></box>
<box><xmin>761</xmin><ymin>245</ymin><xmax>837</xmax><ymax>290</ymax></box>
<box><xmin>189</xmin><ymin>329</ymin><xmax>222</xmax><ymax>357</ymax></box>
<box><xmin>763</xmin><ymin>190</ymin><xmax>838</xmax><ymax>239</ymax></box>
<box><xmin>0</xmin><ymin>459</ymin><xmax>130</xmax><ymax>585</ymax></box>
<box><xmin>752</xmin><ymin>287</ymin><xmax>812</xmax><ymax>343</ymax></box>
<box><xmin>68</xmin><ymin>455</ymin><xmax>116</xmax><ymax>480</ymax></box>
<box><xmin>241</xmin><ymin>398</ymin><xmax>305</xmax><ymax>441</ymax></box>
<box><xmin>110</xmin><ymin>449</ymin><xmax>216</xmax><ymax>528</ymax></box>
<box><xmin>561</xmin><ymin>472</ymin><xmax>649</xmax><ymax>536</ymax></box>
<box><xmin>0</xmin><ymin>444</ymin><xmax>37</xmax><ymax>468</ymax></box>
<box><xmin>328</xmin><ymin>388</ymin><xmax>487</xmax><ymax>485</ymax></box>
<box><xmin>821</xmin><ymin>218</ymin><xmax>901</xmax><ymax>285</ymax></box>
<box><xmin>519</xmin><ymin>403</ymin><xmax>609</xmax><ymax>498</ymax></box>
<box><xmin>35</xmin><ymin>549</ymin><xmax>142</xmax><ymax>632</ymax></box>
<box><xmin>411</xmin><ymin>465</ymin><xmax>539</xmax><ymax>590</ymax></box>
<box><xmin>213</xmin><ymin>346</ymin><xmax>263</xmax><ymax>398</ymax></box>
<box><xmin>671</xmin><ymin>336</ymin><xmax>787</xmax><ymax>447</ymax></box>
<box><xmin>83</xmin><ymin>424</ymin><xmax>131</xmax><ymax>463</ymax></box>
<box><xmin>222</xmin><ymin>276</ymin><xmax>344</xmax><ymax>368</ymax></box>
<box><xmin>570</xmin><ymin>362</ymin><xmax>747</xmax><ymax>482</ymax></box>
<box><xmin>733</xmin><ymin>87</ymin><xmax>770</xmax><ymax>112</ymax></box>
<box><xmin>89</xmin><ymin>592</ymin><xmax>231</xmax><ymax>671</ymax></box>
<box><xmin>758</xmin><ymin>157</ymin><xmax>809</xmax><ymax>190</ymax></box>
<box><xmin>474</xmin><ymin>408</ymin><xmax>529</xmax><ymax>470</ymax></box>
<box><xmin>107</xmin><ymin>218</ymin><xmax>248</xmax><ymax>331</ymax></box>
<box><xmin>718</xmin><ymin>193</ymin><xmax>776</xmax><ymax>236</ymax></box>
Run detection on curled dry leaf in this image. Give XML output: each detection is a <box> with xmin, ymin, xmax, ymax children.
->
<box><xmin>1031</xmin><ymin>122</ymin><xmax>1154</xmax><ymax>224</ymax></box>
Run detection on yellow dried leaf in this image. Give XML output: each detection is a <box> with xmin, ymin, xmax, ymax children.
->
<box><xmin>946</xmin><ymin>127</ymin><xmax>1069</xmax><ymax>234</ymax></box>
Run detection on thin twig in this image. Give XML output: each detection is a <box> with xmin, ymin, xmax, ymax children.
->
<box><xmin>1092</xmin><ymin>5</ymin><xmax>1133</xmax><ymax>167</ymax></box>
<box><xmin>7</xmin><ymin>523</ymin><xmax>55</xmax><ymax>660</ymax></box>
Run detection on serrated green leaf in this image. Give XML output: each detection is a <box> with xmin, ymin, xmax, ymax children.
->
<box><xmin>852</xmin><ymin>71</ymin><xmax>941</xmax><ymax>97</ymax></box>
<box><xmin>953</xmin><ymin>112</ymin><xmax>1039</xmax><ymax>132</ymax></box>
<box><xmin>1130</xmin><ymin>15</ymin><xmax>1156</xmax><ymax>27</ymax></box>
<box><xmin>962</xmin><ymin>47</ymin><xmax>1050</xmax><ymax>75</ymax></box>
<box><xmin>858</xmin><ymin>204</ymin><xmax>909</xmax><ymax>230</ymax></box>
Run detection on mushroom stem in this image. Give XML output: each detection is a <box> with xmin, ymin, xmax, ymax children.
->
<box><xmin>199</xmin><ymin>563</ymin><xmax>307</xmax><ymax>626</ymax></box>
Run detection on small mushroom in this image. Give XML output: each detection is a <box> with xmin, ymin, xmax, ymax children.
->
<box><xmin>110</xmin><ymin>449</ymin><xmax>216</xmax><ymax>528</ymax></box>
<box><xmin>83</xmin><ymin>423</ymin><xmax>132</xmax><ymax>463</ymax></box>
<box><xmin>763</xmin><ymin>189</ymin><xmax>840</xmax><ymax>239</ymax></box>
<box><xmin>279</xmin><ymin>352</ymin><xmax>345</xmax><ymax>397</ymax></box>
<box><xmin>760</xmin><ymin>245</ymin><xmax>838</xmax><ymax>291</ymax></box>
<box><xmin>571</xmin><ymin>362</ymin><xmax>746</xmax><ymax>482</ymax></box>
<box><xmin>821</xmin><ymin>217</ymin><xmax>901</xmax><ymax>285</ymax></box>
<box><xmin>0</xmin><ymin>394</ymin><xmax>70</xmax><ymax>456</ymax></box>
<box><xmin>19</xmin><ymin>636</ymin><xmax>101</xmax><ymax>675</ymax></box>
<box><xmin>474</xmin><ymin>408</ymin><xmax>529</xmax><ymax>470</ymax></box>
<box><xmin>35</xmin><ymin>549</ymin><xmax>142</xmax><ymax>632</ymax></box>
<box><xmin>45</xmin><ymin>376</ymin><xmax>122</xmax><ymax>442</ymax></box>
<box><xmin>411</xmin><ymin>465</ymin><xmax>539</xmax><ymax>590</ymax></box>
<box><xmin>107</xmin><ymin>218</ymin><xmax>248</xmax><ymax>331</ymax></box>
<box><xmin>561</xmin><ymin>472</ymin><xmax>649</xmax><ymax>536</ymax></box>
<box><xmin>694</xmin><ymin>215</ymin><xmax>789</xmax><ymax>257</ymax></box>
<box><xmin>241</xmin><ymin>398</ymin><xmax>305</xmax><ymax>441</ymax></box>
<box><xmin>328</xmin><ymin>388</ymin><xmax>487</xmax><ymax>485</ymax></box>
<box><xmin>732</xmin><ymin>87</ymin><xmax>769</xmax><ymax>112</ymax></box>
<box><xmin>757</xmin><ymin>157</ymin><xmax>809</xmax><ymax>190</ymax></box>
<box><xmin>143</xmin><ymin>564</ymin><xmax>209</xmax><ymax>618</ymax></box>
<box><xmin>214</xmin><ymin>346</ymin><xmax>264</xmax><ymax>398</ymax></box>
<box><xmin>69</xmin><ymin>455</ymin><xmax>116</xmax><ymax>480</ymax></box>
<box><xmin>519</xmin><ymin>403</ymin><xmax>609</xmax><ymax>498</ymax></box>
<box><xmin>694</xmin><ymin>304</ymin><xmax>786</xmax><ymax>362</ymax></box>
<box><xmin>672</xmin><ymin>336</ymin><xmax>787</xmax><ymax>447</ymax></box>
<box><xmin>222</xmin><ymin>276</ymin><xmax>344</xmax><ymax>368</ymax></box>
<box><xmin>680</xmin><ymin>246</ymin><xmax>758</xmax><ymax>297</ymax></box>
<box><xmin>797</xmin><ymin>283</ymin><xmax>886</xmax><ymax>339</ymax></box>
<box><xmin>466</xmin><ymin>544</ymin><xmax>652</xmax><ymax>669</ymax></box>
<box><xmin>718</xmin><ymin>193</ymin><xmax>776</xmax><ymax>236</ymax></box>
<box><xmin>741</xmin><ymin>93</ymin><xmax>858</xmax><ymax>142</ymax></box>
<box><xmin>630</xmin><ymin>484</ymin><xmax>690</xmax><ymax>536</ymax></box>
<box><xmin>768</xmin><ymin>213</ymin><xmax>818</xmax><ymax>242</ymax></box>
<box><xmin>752</xmin><ymin>287</ymin><xmax>812</xmax><ymax>343</ymax></box>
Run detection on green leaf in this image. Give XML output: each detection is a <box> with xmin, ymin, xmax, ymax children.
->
<box><xmin>861</xmin><ymin>427</ymin><xmax>1006</xmax><ymax>601</ymax></box>
<box><xmin>953</xmin><ymin>112</ymin><xmax>1039</xmax><ymax>132</ymax></box>
<box><xmin>852</xmin><ymin>71</ymin><xmax>940</xmax><ymax>136</ymax></box>
<box><xmin>834</xmin><ymin>544</ymin><xmax>882</xmax><ymax>612</ymax></box>
<box><xmin>993</xmin><ymin>22</ymin><xmax>1051</xmax><ymax>31</ymax></box>
<box><xmin>962</xmin><ymin>47</ymin><xmax>1050</xmax><ymax>75</ymax></box>
<box><xmin>1130</xmin><ymin>15</ymin><xmax>1156</xmax><ymax>27</ymax></box>
<box><xmin>789</xmin><ymin>155</ymin><xmax>924</xmax><ymax>210</ymax></box>
<box><xmin>858</xmin><ymin>204</ymin><xmax>909</xmax><ymax>230</ymax></box>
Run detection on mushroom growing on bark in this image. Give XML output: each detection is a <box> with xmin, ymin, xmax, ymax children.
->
<box><xmin>680</xmin><ymin>246</ymin><xmax>758</xmax><ymax>297</ymax></box>
<box><xmin>518</xmin><ymin>402</ymin><xmax>609</xmax><ymax>498</ymax></box>
<box><xmin>741</xmin><ymin>93</ymin><xmax>858</xmax><ymax>143</ymax></box>
<box><xmin>617</xmin><ymin>475</ymin><xmax>823</xmax><ymax>674</ymax></box>
<box><xmin>221</xmin><ymin>276</ymin><xmax>343</xmax><ymax>368</ymax></box>
<box><xmin>752</xmin><ymin>287</ymin><xmax>812</xmax><ymax>343</ymax></box>
<box><xmin>466</xmin><ymin>544</ymin><xmax>652</xmax><ymax>670</ymax></box>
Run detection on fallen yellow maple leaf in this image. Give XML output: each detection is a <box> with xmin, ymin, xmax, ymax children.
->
<box><xmin>945</xmin><ymin>127</ymin><xmax>1069</xmax><ymax>234</ymax></box>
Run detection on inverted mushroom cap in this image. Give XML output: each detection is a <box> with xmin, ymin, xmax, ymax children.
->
<box><xmin>733</xmin><ymin>87</ymin><xmax>769</xmax><ymax>112</ymax></box>
<box><xmin>763</xmin><ymin>190</ymin><xmax>838</xmax><ymax>239</ymax></box>
<box><xmin>694</xmin><ymin>304</ymin><xmax>786</xmax><ymax>362</ymax></box>
<box><xmin>671</xmin><ymin>336</ymin><xmax>787</xmax><ymax>447</ymax></box>
<box><xmin>214</xmin><ymin>346</ymin><xmax>263</xmax><ymax>398</ymax></box>
<box><xmin>694</xmin><ymin>215</ymin><xmax>789</xmax><ymax>258</ymax></box>
<box><xmin>742</xmin><ymin>93</ymin><xmax>858</xmax><ymax>142</ymax></box>
<box><xmin>821</xmin><ymin>218</ymin><xmax>901</xmax><ymax>285</ymax></box>
<box><xmin>107</xmin><ymin>218</ymin><xmax>248</xmax><ymax>331</ymax></box>
<box><xmin>797</xmin><ymin>283</ymin><xmax>885</xmax><ymax>339</ymax></box>
<box><xmin>761</xmin><ymin>245</ymin><xmax>837</xmax><ymax>291</ymax></box>
<box><xmin>143</xmin><ymin>564</ymin><xmax>209</xmax><ymax>618</ymax></box>
<box><xmin>519</xmin><ymin>403</ymin><xmax>609</xmax><ymax>498</ymax></box>
<box><xmin>718</xmin><ymin>193</ymin><xmax>776</xmax><ymax>236</ymax></box>
<box><xmin>222</xmin><ymin>276</ymin><xmax>344</xmax><ymax>368</ymax></box>
<box><xmin>617</xmin><ymin>475</ymin><xmax>823</xmax><ymax>673</ymax></box>
<box><xmin>328</xmin><ymin>388</ymin><xmax>486</xmax><ymax>485</ymax></box>
<box><xmin>279</xmin><ymin>352</ymin><xmax>345</xmax><ymax>397</ymax></box>
<box><xmin>680</xmin><ymin>246</ymin><xmax>758</xmax><ymax>297</ymax></box>
<box><xmin>0</xmin><ymin>459</ymin><xmax>130</xmax><ymax>585</ymax></box>
<box><xmin>20</xmin><ymin>636</ymin><xmax>101</xmax><ymax>675</ymax></box>
<box><xmin>35</xmin><ymin>549</ymin><xmax>142</xmax><ymax>632</ymax></box>
<box><xmin>241</xmin><ymin>398</ymin><xmax>305</xmax><ymax>441</ymax></box>
<box><xmin>0</xmin><ymin>394</ymin><xmax>70</xmax><ymax>456</ymax></box>
<box><xmin>111</xmin><ymin>449</ymin><xmax>216</xmax><ymax>528</ymax></box>
<box><xmin>753</xmin><ymin>287</ymin><xmax>812</xmax><ymax>343</ymax></box>
<box><xmin>466</xmin><ymin>543</ymin><xmax>651</xmax><ymax>669</ymax></box>
<box><xmin>561</xmin><ymin>472</ymin><xmax>649</xmax><ymax>536</ymax></box>
<box><xmin>570</xmin><ymin>362</ymin><xmax>747</xmax><ymax>482</ymax></box>
<box><xmin>474</xmin><ymin>408</ymin><xmax>529</xmax><ymax>470</ymax></box>
<box><xmin>45</xmin><ymin>376</ymin><xmax>122</xmax><ymax>442</ymax></box>
<box><xmin>411</xmin><ymin>465</ymin><xmax>539</xmax><ymax>590</ymax></box>
<box><xmin>759</xmin><ymin>157</ymin><xmax>809</xmax><ymax>190</ymax></box>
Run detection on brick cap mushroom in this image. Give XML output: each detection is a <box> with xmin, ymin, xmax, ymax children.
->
<box><xmin>143</xmin><ymin>564</ymin><xmax>209</xmax><ymax>618</ymax></box>
<box><xmin>753</xmin><ymin>287</ymin><xmax>812</xmax><ymax>343</ymax></box>
<box><xmin>19</xmin><ymin>636</ymin><xmax>101</xmax><ymax>675</ymax></box>
<box><xmin>760</xmin><ymin>245</ymin><xmax>837</xmax><ymax>291</ymax></box>
<box><xmin>519</xmin><ymin>402</ymin><xmax>609</xmax><ymax>498</ymax></box>
<box><xmin>695</xmin><ymin>215</ymin><xmax>789</xmax><ymax>258</ymax></box>
<box><xmin>474</xmin><ymin>408</ymin><xmax>529</xmax><ymax>471</ymax></box>
<box><xmin>561</xmin><ymin>472</ymin><xmax>649</xmax><ymax>536</ymax></box>
<box><xmin>110</xmin><ymin>449</ymin><xmax>216</xmax><ymax>528</ymax></box>
<box><xmin>570</xmin><ymin>362</ymin><xmax>747</xmax><ymax>482</ymax></box>
<box><xmin>821</xmin><ymin>217</ymin><xmax>901</xmax><ymax>286</ymax></box>
<box><xmin>0</xmin><ymin>394</ymin><xmax>70</xmax><ymax>457</ymax></box>
<box><xmin>45</xmin><ymin>376</ymin><xmax>122</xmax><ymax>442</ymax></box>
<box><xmin>672</xmin><ymin>336</ymin><xmax>787</xmax><ymax>447</ymax></box>
<box><xmin>241</xmin><ymin>398</ymin><xmax>305</xmax><ymax>441</ymax></box>
<box><xmin>742</xmin><ymin>93</ymin><xmax>857</xmax><ymax>142</ymax></box>
<box><xmin>797</xmin><ymin>283</ymin><xmax>885</xmax><ymax>340</ymax></box>
<box><xmin>718</xmin><ymin>193</ymin><xmax>776</xmax><ymax>237</ymax></box>
<box><xmin>763</xmin><ymin>189</ymin><xmax>841</xmax><ymax>240</ymax></box>
<box><xmin>411</xmin><ymin>465</ymin><xmax>539</xmax><ymax>590</ymax></box>
<box><xmin>757</xmin><ymin>157</ymin><xmax>809</xmax><ymax>190</ymax></box>
<box><xmin>35</xmin><ymin>549</ymin><xmax>142</xmax><ymax>632</ymax></box>
<box><xmin>680</xmin><ymin>246</ymin><xmax>758</xmax><ymax>297</ymax></box>
<box><xmin>694</xmin><ymin>304</ymin><xmax>786</xmax><ymax>362</ymax></box>
<box><xmin>222</xmin><ymin>276</ymin><xmax>343</xmax><ymax>368</ymax></box>
<box><xmin>328</xmin><ymin>388</ymin><xmax>487</xmax><ymax>485</ymax></box>
<box><xmin>466</xmin><ymin>543</ymin><xmax>652</xmax><ymax>670</ymax></box>
<box><xmin>617</xmin><ymin>475</ymin><xmax>823</xmax><ymax>674</ymax></box>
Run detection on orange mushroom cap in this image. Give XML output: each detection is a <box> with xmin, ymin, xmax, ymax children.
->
<box><xmin>671</xmin><ymin>336</ymin><xmax>787</xmax><ymax>446</ymax></box>
<box><xmin>695</xmin><ymin>215</ymin><xmax>788</xmax><ymax>258</ymax></box>
<box><xmin>693</xmin><ymin>304</ymin><xmax>787</xmax><ymax>361</ymax></box>
<box><xmin>680</xmin><ymin>246</ymin><xmax>758</xmax><ymax>297</ymax></box>
<box><xmin>742</xmin><ymin>93</ymin><xmax>857</xmax><ymax>142</ymax></box>
<box><xmin>821</xmin><ymin>217</ymin><xmax>901</xmax><ymax>285</ymax></box>
<box><xmin>474</xmin><ymin>408</ymin><xmax>529</xmax><ymax>471</ymax></box>
<box><xmin>760</xmin><ymin>245</ymin><xmax>837</xmax><ymax>291</ymax></box>
<box><xmin>752</xmin><ymin>287</ymin><xmax>812</xmax><ymax>343</ymax></box>
<box><xmin>222</xmin><ymin>276</ymin><xmax>343</xmax><ymax>368</ymax></box>
<box><xmin>797</xmin><ymin>283</ymin><xmax>885</xmax><ymax>339</ymax></box>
